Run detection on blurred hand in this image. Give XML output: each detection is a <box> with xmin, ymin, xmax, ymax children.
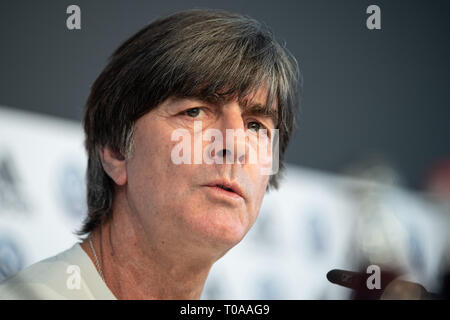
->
<box><xmin>380</xmin><ymin>279</ymin><xmax>428</xmax><ymax>299</ymax></box>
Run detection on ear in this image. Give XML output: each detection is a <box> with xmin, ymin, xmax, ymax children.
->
<box><xmin>99</xmin><ymin>146</ymin><xmax>127</xmax><ymax>186</ymax></box>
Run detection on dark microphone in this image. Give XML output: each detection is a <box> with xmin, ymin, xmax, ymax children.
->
<box><xmin>326</xmin><ymin>269</ymin><xmax>440</xmax><ymax>300</ymax></box>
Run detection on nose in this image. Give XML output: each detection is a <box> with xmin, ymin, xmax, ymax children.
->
<box><xmin>215</xmin><ymin>104</ymin><xmax>247</xmax><ymax>164</ymax></box>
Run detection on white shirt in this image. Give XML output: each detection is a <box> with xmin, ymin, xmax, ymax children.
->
<box><xmin>0</xmin><ymin>243</ymin><xmax>116</xmax><ymax>300</ymax></box>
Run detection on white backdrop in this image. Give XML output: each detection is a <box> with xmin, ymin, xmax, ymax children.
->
<box><xmin>0</xmin><ymin>105</ymin><xmax>448</xmax><ymax>299</ymax></box>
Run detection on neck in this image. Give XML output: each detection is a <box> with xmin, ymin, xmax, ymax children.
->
<box><xmin>81</xmin><ymin>189</ymin><xmax>216</xmax><ymax>300</ymax></box>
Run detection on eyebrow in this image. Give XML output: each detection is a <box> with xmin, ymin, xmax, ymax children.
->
<box><xmin>171</xmin><ymin>96</ymin><xmax>279</xmax><ymax>126</ymax></box>
<box><xmin>242</xmin><ymin>103</ymin><xmax>279</xmax><ymax>127</ymax></box>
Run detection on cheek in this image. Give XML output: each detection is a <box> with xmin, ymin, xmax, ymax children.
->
<box><xmin>126</xmin><ymin>127</ymin><xmax>188</xmax><ymax>211</ymax></box>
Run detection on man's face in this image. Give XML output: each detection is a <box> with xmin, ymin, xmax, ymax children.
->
<box><xmin>123</xmin><ymin>87</ymin><xmax>277</xmax><ymax>258</ymax></box>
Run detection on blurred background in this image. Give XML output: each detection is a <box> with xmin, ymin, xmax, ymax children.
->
<box><xmin>0</xmin><ymin>0</ymin><xmax>449</xmax><ymax>299</ymax></box>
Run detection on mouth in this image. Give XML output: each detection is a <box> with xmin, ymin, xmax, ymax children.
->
<box><xmin>203</xmin><ymin>180</ymin><xmax>245</xmax><ymax>200</ymax></box>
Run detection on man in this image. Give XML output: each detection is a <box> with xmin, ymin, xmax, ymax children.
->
<box><xmin>0</xmin><ymin>8</ymin><xmax>299</xmax><ymax>299</ymax></box>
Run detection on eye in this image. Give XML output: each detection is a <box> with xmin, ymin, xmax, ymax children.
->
<box><xmin>247</xmin><ymin>121</ymin><xmax>264</xmax><ymax>132</ymax></box>
<box><xmin>183</xmin><ymin>107</ymin><xmax>202</xmax><ymax>118</ymax></box>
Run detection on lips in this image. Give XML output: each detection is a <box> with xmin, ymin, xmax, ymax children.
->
<box><xmin>204</xmin><ymin>179</ymin><xmax>245</xmax><ymax>199</ymax></box>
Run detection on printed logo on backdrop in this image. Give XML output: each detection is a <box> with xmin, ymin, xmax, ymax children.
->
<box><xmin>246</xmin><ymin>206</ymin><xmax>278</xmax><ymax>249</ymax></box>
<box><xmin>407</xmin><ymin>224</ymin><xmax>426</xmax><ymax>276</ymax></box>
<box><xmin>202</xmin><ymin>276</ymin><xmax>226</xmax><ymax>299</ymax></box>
<box><xmin>256</xmin><ymin>274</ymin><xmax>282</xmax><ymax>299</ymax></box>
<box><xmin>56</xmin><ymin>161</ymin><xmax>87</xmax><ymax>223</ymax></box>
<box><xmin>0</xmin><ymin>235</ymin><xmax>25</xmax><ymax>283</ymax></box>
<box><xmin>301</xmin><ymin>207</ymin><xmax>330</xmax><ymax>259</ymax></box>
<box><xmin>0</xmin><ymin>152</ymin><xmax>30</xmax><ymax>215</ymax></box>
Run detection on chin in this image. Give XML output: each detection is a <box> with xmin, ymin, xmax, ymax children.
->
<box><xmin>188</xmin><ymin>209</ymin><xmax>251</xmax><ymax>251</ymax></box>
<box><xmin>210</xmin><ymin>225</ymin><xmax>248</xmax><ymax>248</ymax></box>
